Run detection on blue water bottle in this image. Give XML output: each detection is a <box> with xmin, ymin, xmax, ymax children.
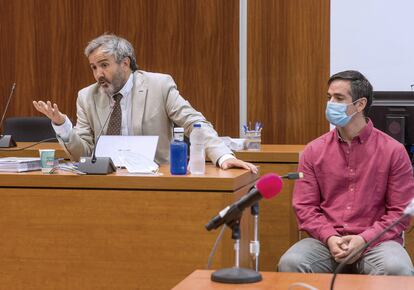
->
<box><xmin>170</xmin><ymin>127</ymin><xmax>188</xmax><ymax>175</ymax></box>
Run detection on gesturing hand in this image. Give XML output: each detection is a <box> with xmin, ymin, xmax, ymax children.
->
<box><xmin>33</xmin><ymin>100</ymin><xmax>66</xmax><ymax>125</ymax></box>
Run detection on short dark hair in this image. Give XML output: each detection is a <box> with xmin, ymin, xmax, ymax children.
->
<box><xmin>328</xmin><ymin>70</ymin><xmax>373</xmax><ymax>116</ymax></box>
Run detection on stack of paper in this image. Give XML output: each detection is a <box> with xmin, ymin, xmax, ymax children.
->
<box><xmin>0</xmin><ymin>157</ymin><xmax>41</xmax><ymax>172</ymax></box>
<box><xmin>95</xmin><ymin>136</ymin><xmax>159</xmax><ymax>174</ymax></box>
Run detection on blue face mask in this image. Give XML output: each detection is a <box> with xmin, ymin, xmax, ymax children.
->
<box><xmin>325</xmin><ymin>101</ymin><xmax>358</xmax><ymax>127</ymax></box>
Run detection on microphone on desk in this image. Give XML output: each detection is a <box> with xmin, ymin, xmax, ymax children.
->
<box><xmin>281</xmin><ymin>172</ymin><xmax>304</xmax><ymax>180</ymax></box>
<box><xmin>0</xmin><ymin>83</ymin><xmax>17</xmax><ymax>148</ymax></box>
<box><xmin>205</xmin><ymin>172</ymin><xmax>304</xmax><ymax>231</ymax></box>
<box><xmin>78</xmin><ymin>102</ymin><xmax>116</xmax><ymax>175</ymax></box>
<box><xmin>205</xmin><ymin>172</ymin><xmax>303</xmax><ymax>231</ymax></box>
<box><xmin>205</xmin><ymin>173</ymin><xmax>283</xmax><ymax>231</ymax></box>
<box><xmin>329</xmin><ymin>198</ymin><xmax>414</xmax><ymax>290</ymax></box>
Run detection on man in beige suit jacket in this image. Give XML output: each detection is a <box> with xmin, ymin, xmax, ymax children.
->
<box><xmin>33</xmin><ymin>34</ymin><xmax>257</xmax><ymax>172</ymax></box>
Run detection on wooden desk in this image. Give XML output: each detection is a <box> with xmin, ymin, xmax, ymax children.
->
<box><xmin>0</xmin><ymin>165</ymin><xmax>257</xmax><ymax>290</ymax></box>
<box><xmin>2</xmin><ymin>143</ymin><xmax>412</xmax><ymax>278</ymax></box>
<box><xmin>0</xmin><ymin>143</ymin><xmax>308</xmax><ymax>273</ymax></box>
<box><xmin>172</xmin><ymin>269</ymin><xmax>414</xmax><ymax>290</ymax></box>
<box><xmin>235</xmin><ymin>144</ymin><xmax>305</xmax><ymax>163</ymax></box>
<box><xmin>0</xmin><ymin>143</ymin><xmax>303</xmax><ymax>162</ymax></box>
<box><xmin>0</xmin><ymin>142</ymin><xmax>67</xmax><ymax>159</ymax></box>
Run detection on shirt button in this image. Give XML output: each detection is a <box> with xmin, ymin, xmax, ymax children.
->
<box><xmin>350</xmin><ymin>188</ymin><xmax>354</xmax><ymax>191</ymax></box>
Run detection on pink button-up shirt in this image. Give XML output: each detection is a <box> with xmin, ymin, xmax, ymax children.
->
<box><xmin>293</xmin><ymin>120</ymin><xmax>414</xmax><ymax>246</ymax></box>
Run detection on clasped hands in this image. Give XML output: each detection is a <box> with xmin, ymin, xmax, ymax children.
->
<box><xmin>327</xmin><ymin>235</ymin><xmax>365</xmax><ymax>264</ymax></box>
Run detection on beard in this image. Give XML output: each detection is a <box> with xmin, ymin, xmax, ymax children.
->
<box><xmin>98</xmin><ymin>68</ymin><xmax>126</xmax><ymax>96</ymax></box>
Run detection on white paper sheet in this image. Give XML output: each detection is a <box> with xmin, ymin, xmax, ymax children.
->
<box><xmin>95</xmin><ymin>136</ymin><xmax>159</xmax><ymax>167</ymax></box>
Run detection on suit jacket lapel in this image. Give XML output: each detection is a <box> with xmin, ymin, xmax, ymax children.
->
<box><xmin>131</xmin><ymin>71</ymin><xmax>148</xmax><ymax>135</ymax></box>
<box><xmin>93</xmin><ymin>87</ymin><xmax>111</xmax><ymax>135</ymax></box>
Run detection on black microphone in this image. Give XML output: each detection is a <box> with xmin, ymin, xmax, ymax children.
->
<box><xmin>78</xmin><ymin>101</ymin><xmax>117</xmax><ymax>174</ymax></box>
<box><xmin>329</xmin><ymin>198</ymin><xmax>414</xmax><ymax>290</ymax></box>
<box><xmin>281</xmin><ymin>172</ymin><xmax>304</xmax><ymax>180</ymax></box>
<box><xmin>205</xmin><ymin>173</ymin><xmax>284</xmax><ymax>231</ymax></box>
<box><xmin>0</xmin><ymin>83</ymin><xmax>17</xmax><ymax>148</ymax></box>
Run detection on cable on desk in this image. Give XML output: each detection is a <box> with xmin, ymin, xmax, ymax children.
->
<box><xmin>0</xmin><ymin>137</ymin><xmax>58</xmax><ymax>151</ymax></box>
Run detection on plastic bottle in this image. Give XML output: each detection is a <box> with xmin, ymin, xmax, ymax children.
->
<box><xmin>189</xmin><ymin>123</ymin><xmax>205</xmax><ymax>174</ymax></box>
<box><xmin>170</xmin><ymin>127</ymin><xmax>188</xmax><ymax>175</ymax></box>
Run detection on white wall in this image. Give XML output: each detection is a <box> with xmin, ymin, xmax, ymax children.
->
<box><xmin>331</xmin><ymin>0</ymin><xmax>414</xmax><ymax>91</ymax></box>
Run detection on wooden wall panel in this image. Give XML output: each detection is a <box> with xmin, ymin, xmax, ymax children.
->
<box><xmin>248</xmin><ymin>0</ymin><xmax>330</xmax><ymax>144</ymax></box>
<box><xmin>0</xmin><ymin>0</ymin><xmax>239</xmax><ymax>137</ymax></box>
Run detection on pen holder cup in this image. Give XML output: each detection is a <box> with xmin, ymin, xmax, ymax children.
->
<box><xmin>244</xmin><ymin>130</ymin><xmax>261</xmax><ymax>151</ymax></box>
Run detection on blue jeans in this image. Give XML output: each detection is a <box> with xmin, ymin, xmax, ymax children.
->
<box><xmin>278</xmin><ymin>238</ymin><xmax>414</xmax><ymax>275</ymax></box>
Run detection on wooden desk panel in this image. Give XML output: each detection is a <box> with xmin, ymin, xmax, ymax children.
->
<box><xmin>235</xmin><ymin>144</ymin><xmax>305</xmax><ymax>163</ymax></box>
<box><xmin>0</xmin><ymin>166</ymin><xmax>257</xmax><ymax>290</ymax></box>
<box><xmin>0</xmin><ymin>165</ymin><xmax>255</xmax><ymax>192</ymax></box>
<box><xmin>172</xmin><ymin>269</ymin><xmax>414</xmax><ymax>290</ymax></box>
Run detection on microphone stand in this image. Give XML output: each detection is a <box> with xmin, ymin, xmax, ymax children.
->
<box><xmin>250</xmin><ymin>202</ymin><xmax>260</xmax><ymax>271</ymax></box>
<box><xmin>0</xmin><ymin>83</ymin><xmax>17</xmax><ymax>148</ymax></box>
<box><xmin>211</xmin><ymin>220</ymin><xmax>262</xmax><ymax>284</ymax></box>
<box><xmin>78</xmin><ymin>100</ymin><xmax>116</xmax><ymax>174</ymax></box>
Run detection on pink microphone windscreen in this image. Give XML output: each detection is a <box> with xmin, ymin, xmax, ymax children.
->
<box><xmin>256</xmin><ymin>173</ymin><xmax>283</xmax><ymax>199</ymax></box>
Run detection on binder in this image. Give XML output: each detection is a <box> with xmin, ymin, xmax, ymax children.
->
<box><xmin>0</xmin><ymin>157</ymin><xmax>41</xmax><ymax>172</ymax></box>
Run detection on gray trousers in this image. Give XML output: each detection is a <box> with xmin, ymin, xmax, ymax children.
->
<box><xmin>278</xmin><ymin>238</ymin><xmax>414</xmax><ymax>275</ymax></box>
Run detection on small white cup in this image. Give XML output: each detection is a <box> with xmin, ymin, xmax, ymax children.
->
<box><xmin>39</xmin><ymin>149</ymin><xmax>55</xmax><ymax>173</ymax></box>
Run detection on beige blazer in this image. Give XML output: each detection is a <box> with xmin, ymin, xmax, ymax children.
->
<box><xmin>59</xmin><ymin>70</ymin><xmax>232</xmax><ymax>164</ymax></box>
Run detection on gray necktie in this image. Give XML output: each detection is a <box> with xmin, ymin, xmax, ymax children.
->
<box><xmin>106</xmin><ymin>93</ymin><xmax>123</xmax><ymax>135</ymax></box>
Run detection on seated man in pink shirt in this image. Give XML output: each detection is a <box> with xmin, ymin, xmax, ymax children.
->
<box><xmin>278</xmin><ymin>70</ymin><xmax>414</xmax><ymax>275</ymax></box>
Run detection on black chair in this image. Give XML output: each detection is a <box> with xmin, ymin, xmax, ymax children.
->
<box><xmin>3</xmin><ymin>116</ymin><xmax>57</xmax><ymax>142</ymax></box>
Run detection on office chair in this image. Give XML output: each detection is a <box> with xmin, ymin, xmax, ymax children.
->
<box><xmin>3</xmin><ymin>116</ymin><xmax>57</xmax><ymax>142</ymax></box>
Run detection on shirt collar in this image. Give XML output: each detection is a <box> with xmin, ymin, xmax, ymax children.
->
<box><xmin>335</xmin><ymin>118</ymin><xmax>373</xmax><ymax>144</ymax></box>
<box><xmin>113</xmin><ymin>73</ymin><xmax>133</xmax><ymax>98</ymax></box>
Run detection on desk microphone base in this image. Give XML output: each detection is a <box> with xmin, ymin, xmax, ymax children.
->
<box><xmin>211</xmin><ymin>267</ymin><xmax>262</xmax><ymax>284</ymax></box>
<box><xmin>78</xmin><ymin>157</ymin><xmax>116</xmax><ymax>175</ymax></box>
<box><xmin>0</xmin><ymin>135</ymin><xmax>16</xmax><ymax>148</ymax></box>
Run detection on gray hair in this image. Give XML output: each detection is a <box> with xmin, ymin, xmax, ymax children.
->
<box><xmin>84</xmin><ymin>34</ymin><xmax>138</xmax><ymax>71</ymax></box>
